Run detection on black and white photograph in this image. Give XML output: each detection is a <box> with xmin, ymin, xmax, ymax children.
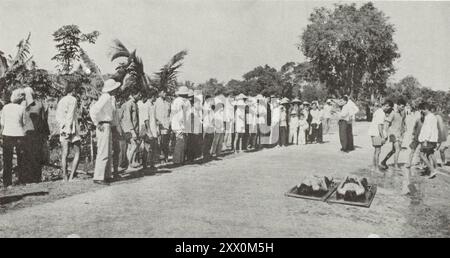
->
<box><xmin>0</xmin><ymin>0</ymin><xmax>449</xmax><ymax>241</ymax></box>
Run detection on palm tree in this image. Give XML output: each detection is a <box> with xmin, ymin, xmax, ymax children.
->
<box><xmin>154</xmin><ymin>50</ymin><xmax>188</xmax><ymax>95</ymax></box>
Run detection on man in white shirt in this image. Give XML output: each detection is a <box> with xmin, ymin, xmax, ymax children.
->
<box><xmin>1</xmin><ymin>89</ymin><xmax>26</xmax><ymax>187</ymax></box>
<box><xmin>368</xmin><ymin>100</ymin><xmax>393</xmax><ymax>173</ymax></box>
<box><xmin>90</xmin><ymin>79</ymin><xmax>121</xmax><ymax>185</ymax></box>
<box><xmin>202</xmin><ymin>96</ymin><xmax>215</xmax><ymax>161</ymax></box>
<box><xmin>322</xmin><ymin>100</ymin><xmax>333</xmax><ymax>134</ymax></box>
<box><xmin>171</xmin><ymin>86</ymin><xmax>189</xmax><ymax>165</ymax></box>
<box><xmin>418</xmin><ymin>102</ymin><xmax>439</xmax><ymax>178</ymax></box>
<box><xmin>141</xmin><ymin>90</ymin><xmax>160</xmax><ymax>170</ymax></box>
<box><xmin>211</xmin><ymin>98</ymin><xmax>225</xmax><ymax>157</ymax></box>
<box><xmin>309</xmin><ymin>101</ymin><xmax>321</xmax><ymax>143</ymax></box>
<box><xmin>338</xmin><ymin>96</ymin><xmax>358</xmax><ymax>152</ymax></box>
<box><xmin>155</xmin><ymin>91</ymin><xmax>171</xmax><ymax>163</ymax></box>
<box><xmin>56</xmin><ymin>82</ymin><xmax>81</xmax><ymax>182</ymax></box>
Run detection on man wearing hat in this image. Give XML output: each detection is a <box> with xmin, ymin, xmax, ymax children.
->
<box><xmin>234</xmin><ymin>93</ymin><xmax>247</xmax><ymax>152</ymax></box>
<box><xmin>279</xmin><ymin>98</ymin><xmax>290</xmax><ymax>146</ymax></box>
<box><xmin>90</xmin><ymin>79</ymin><xmax>122</xmax><ymax>185</ymax></box>
<box><xmin>171</xmin><ymin>86</ymin><xmax>189</xmax><ymax>165</ymax></box>
<box><xmin>121</xmin><ymin>87</ymin><xmax>142</xmax><ymax>168</ymax></box>
<box><xmin>289</xmin><ymin>98</ymin><xmax>301</xmax><ymax>145</ymax></box>
<box><xmin>1</xmin><ymin>89</ymin><xmax>26</xmax><ymax>187</ymax></box>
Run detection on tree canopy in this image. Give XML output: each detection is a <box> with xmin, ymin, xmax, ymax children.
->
<box><xmin>300</xmin><ymin>2</ymin><xmax>400</xmax><ymax>99</ymax></box>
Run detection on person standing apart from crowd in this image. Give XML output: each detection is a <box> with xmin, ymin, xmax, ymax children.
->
<box><xmin>155</xmin><ymin>91</ymin><xmax>171</xmax><ymax>164</ymax></box>
<box><xmin>211</xmin><ymin>97</ymin><xmax>225</xmax><ymax>158</ymax></box>
<box><xmin>322</xmin><ymin>99</ymin><xmax>333</xmax><ymax>134</ymax></box>
<box><xmin>380</xmin><ymin>99</ymin><xmax>407</xmax><ymax>170</ymax></box>
<box><xmin>279</xmin><ymin>98</ymin><xmax>289</xmax><ymax>147</ymax></box>
<box><xmin>121</xmin><ymin>89</ymin><xmax>141</xmax><ymax>168</ymax></box>
<box><xmin>1</xmin><ymin>89</ymin><xmax>26</xmax><ymax>188</ymax></box>
<box><xmin>288</xmin><ymin>98</ymin><xmax>301</xmax><ymax>145</ymax></box>
<box><xmin>202</xmin><ymin>95</ymin><xmax>215</xmax><ymax>162</ymax></box>
<box><xmin>338</xmin><ymin>96</ymin><xmax>357</xmax><ymax>152</ymax></box>
<box><xmin>368</xmin><ymin>101</ymin><xmax>392</xmax><ymax>174</ymax></box>
<box><xmin>171</xmin><ymin>86</ymin><xmax>189</xmax><ymax>165</ymax></box>
<box><xmin>56</xmin><ymin>83</ymin><xmax>81</xmax><ymax>182</ymax></box>
<box><xmin>235</xmin><ymin>94</ymin><xmax>247</xmax><ymax>152</ymax></box>
<box><xmin>417</xmin><ymin>102</ymin><xmax>439</xmax><ymax>179</ymax></box>
<box><xmin>90</xmin><ymin>79</ymin><xmax>121</xmax><ymax>185</ymax></box>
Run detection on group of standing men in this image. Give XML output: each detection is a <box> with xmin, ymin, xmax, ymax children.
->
<box><xmin>369</xmin><ymin>98</ymin><xmax>449</xmax><ymax>193</ymax></box>
<box><xmin>1</xmin><ymin>78</ymin><xmax>337</xmax><ymax>187</ymax></box>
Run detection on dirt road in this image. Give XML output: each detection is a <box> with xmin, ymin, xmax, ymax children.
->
<box><xmin>0</xmin><ymin>122</ymin><xmax>448</xmax><ymax>237</ymax></box>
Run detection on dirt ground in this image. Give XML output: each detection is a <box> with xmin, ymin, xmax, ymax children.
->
<box><xmin>0</xmin><ymin>121</ymin><xmax>449</xmax><ymax>238</ymax></box>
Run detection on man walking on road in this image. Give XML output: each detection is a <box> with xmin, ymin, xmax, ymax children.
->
<box><xmin>381</xmin><ymin>99</ymin><xmax>406</xmax><ymax>170</ymax></box>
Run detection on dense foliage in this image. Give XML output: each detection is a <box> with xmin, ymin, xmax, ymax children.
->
<box><xmin>300</xmin><ymin>2</ymin><xmax>400</xmax><ymax>99</ymax></box>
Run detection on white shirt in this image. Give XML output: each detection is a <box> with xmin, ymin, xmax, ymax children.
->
<box><xmin>323</xmin><ymin>104</ymin><xmax>332</xmax><ymax>119</ymax></box>
<box><xmin>368</xmin><ymin>108</ymin><xmax>385</xmax><ymax>137</ymax></box>
<box><xmin>310</xmin><ymin>109</ymin><xmax>321</xmax><ymax>124</ymax></box>
<box><xmin>235</xmin><ymin>100</ymin><xmax>246</xmax><ymax>133</ymax></box>
<box><xmin>214</xmin><ymin>109</ymin><xmax>225</xmax><ymax>133</ymax></box>
<box><xmin>137</xmin><ymin>100</ymin><xmax>147</xmax><ymax>130</ymax></box>
<box><xmin>90</xmin><ymin>93</ymin><xmax>115</xmax><ymax>126</ymax></box>
<box><xmin>1</xmin><ymin>103</ymin><xmax>26</xmax><ymax>137</ymax></box>
<box><xmin>257</xmin><ymin>99</ymin><xmax>267</xmax><ymax>125</ymax></box>
<box><xmin>418</xmin><ymin>112</ymin><xmax>438</xmax><ymax>142</ymax></box>
<box><xmin>170</xmin><ymin>97</ymin><xmax>185</xmax><ymax>132</ymax></box>
<box><xmin>192</xmin><ymin>100</ymin><xmax>203</xmax><ymax>134</ymax></box>
<box><xmin>247</xmin><ymin>98</ymin><xmax>257</xmax><ymax>126</ymax></box>
<box><xmin>56</xmin><ymin>95</ymin><xmax>78</xmax><ymax>135</ymax></box>
<box><xmin>143</xmin><ymin>101</ymin><xmax>158</xmax><ymax>138</ymax></box>
<box><xmin>203</xmin><ymin>102</ymin><xmax>215</xmax><ymax>134</ymax></box>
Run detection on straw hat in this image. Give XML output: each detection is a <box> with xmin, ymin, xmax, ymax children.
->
<box><xmin>102</xmin><ymin>79</ymin><xmax>121</xmax><ymax>93</ymax></box>
<box><xmin>10</xmin><ymin>88</ymin><xmax>25</xmax><ymax>103</ymax></box>
<box><xmin>188</xmin><ymin>89</ymin><xmax>194</xmax><ymax>97</ymax></box>
<box><xmin>236</xmin><ymin>93</ymin><xmax>247</xmax><ymax>100</ymax></box>
<box><xmin>175</xmin><ymin>86</ymin><xmax>190</xmax><ymax>96</ymax></box>
<box><xmin>303</xmin><ymin>101</ymin><xmax>310</xmax><ymax>105</ymax></box>
<box><xmin>280</xmin><ymin>98</ymin><xmax>290</xmax><ymax>105</ymax></box>
<box><xmin>255</xmin><ymin>94</ymin><xmax>265</xmax><ymax>100</ymax></box>
<box><xmin>291</xmin><ymin>98</ymin><xmax>302</xmax><ymax>104</ymax></box>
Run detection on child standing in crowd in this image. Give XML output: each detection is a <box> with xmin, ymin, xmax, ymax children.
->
<box><xmin>368</xmin><ymin>101</ymin><xmax>392</xmax><ymax>173</ymax></box>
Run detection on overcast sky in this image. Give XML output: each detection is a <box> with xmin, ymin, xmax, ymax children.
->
<box><xmin>1</xmin><ymin>0</ymin><xmax>449</xmax><ymax>90</ymax></box>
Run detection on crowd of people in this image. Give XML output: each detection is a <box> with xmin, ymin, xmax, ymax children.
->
<box><xmin>369</xmin><ymin>99</ymin><xmax>449</xmax><ymax>193</ymax></box>
<box><xmin>0</xmin><ymin>79</ymin><xmax>340</xmax><ymax>187</ymax></box>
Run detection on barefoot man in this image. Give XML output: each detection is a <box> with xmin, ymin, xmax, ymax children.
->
<box><xmin>368</xmin><ymin>100</ymin><xmax>392</xmax><ymax>173</ymax></box>
<box><xmin>381</xmin><ymin>99</ymin><xmax>406</xmax><ymax>170</ymax></box>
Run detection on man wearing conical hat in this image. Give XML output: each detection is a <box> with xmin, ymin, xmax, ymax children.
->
<box><xmin>90</xmin><ymin>79</ymin><xmax>122</xmax><ymax>185</ymax></box>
